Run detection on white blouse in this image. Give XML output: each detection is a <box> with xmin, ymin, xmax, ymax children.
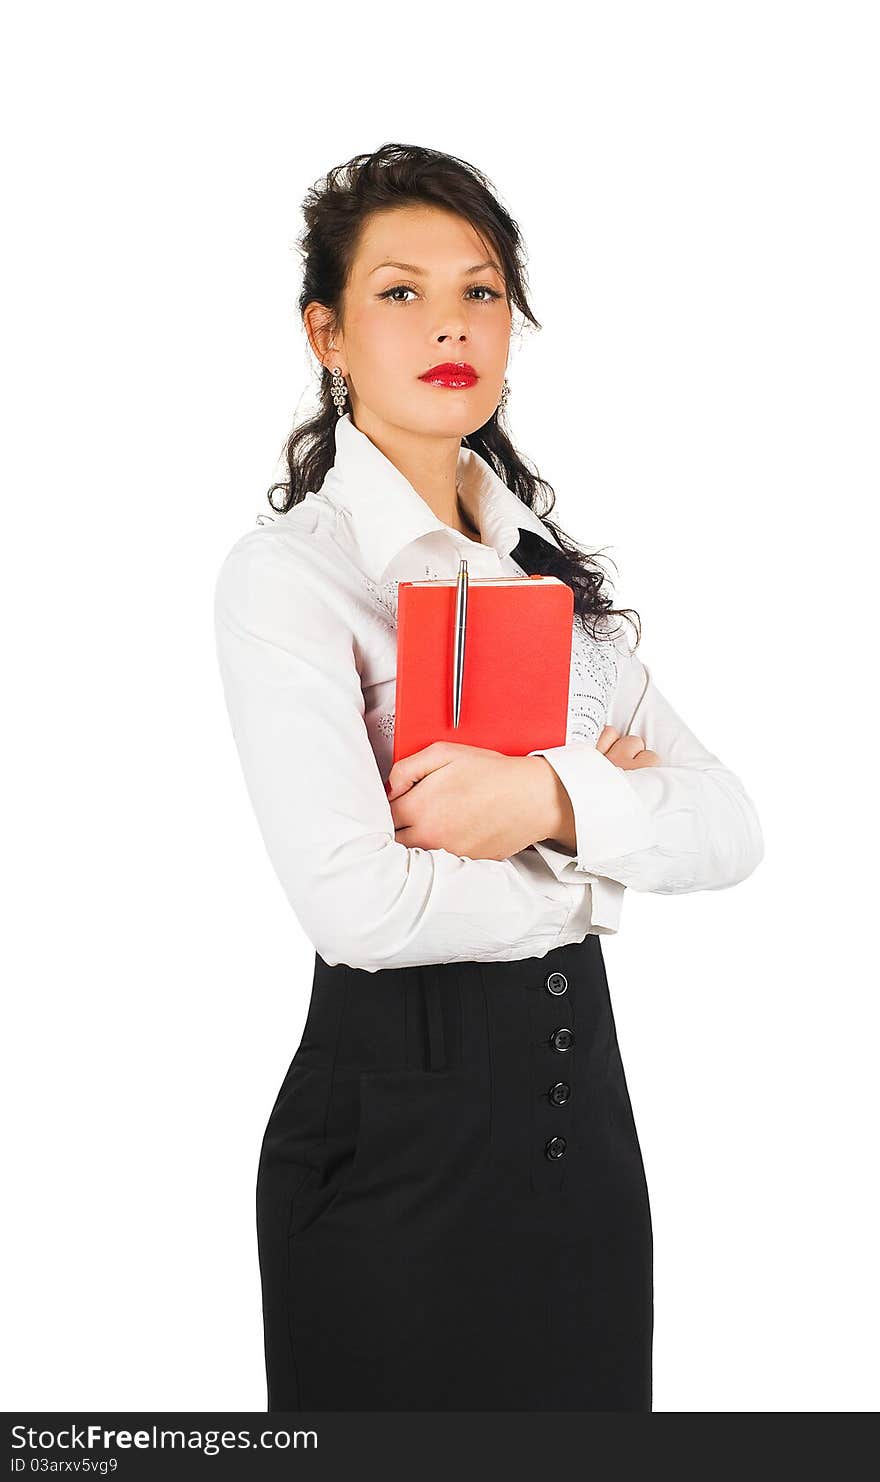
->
<box><xmin>214</xmin><ymin>411</ymin><xmax>764</xmax><ymax>973</ymax></box>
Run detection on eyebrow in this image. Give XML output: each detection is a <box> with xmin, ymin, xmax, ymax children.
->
<box><xmin>369</xmin><ymin>258</ymin><xmax>504</xmax><ymax>278</ymax></box>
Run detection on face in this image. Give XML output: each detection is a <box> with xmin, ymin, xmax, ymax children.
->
<box><xmin>312</xmin><ymin>204</ymin><xmax>512</xmax><ymax>440</ymax></box>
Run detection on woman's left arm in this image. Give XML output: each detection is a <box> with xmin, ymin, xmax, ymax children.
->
<box><xmin>527</xmin><ymin>627</ymin><xmax>765</xmax><ymax>894</ymax></box>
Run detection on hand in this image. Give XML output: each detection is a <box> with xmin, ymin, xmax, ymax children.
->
<box><xmin>596</xmin><ymin>725</ymin><xmax>661</xmax><ymax>769</ymax></box>
<box><xmin>385</xmin><ymin>741</ymin><xmax>548</xmax><ymax>861</ymax></box>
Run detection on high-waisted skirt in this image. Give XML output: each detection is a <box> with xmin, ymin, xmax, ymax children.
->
<box><xmin>256</xmin><ymin>935</ymin><xmax>653</xmax><ymax>1411</ymax></box>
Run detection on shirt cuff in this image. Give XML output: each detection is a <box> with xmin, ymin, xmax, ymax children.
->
<box><xmin>528</xmin><ymin>743</ymin><xmax>658</xmax><ymax>878</ymax></box>
<box><xmin>528</xmin><ymin>838</ymin><xmax>593</xmax><ymax>885</ymax></box>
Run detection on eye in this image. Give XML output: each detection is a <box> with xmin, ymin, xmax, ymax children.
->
<box><xmin>378</xmin><ymin>285</ymin><xmax>418</xmax><ymax>303</ymax></box>
<box><xmin>377</xmin><ymin>284</ymin><xmax>504</xmax><ymax>305</ymax></box>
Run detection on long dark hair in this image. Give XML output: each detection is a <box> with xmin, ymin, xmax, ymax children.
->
<box><xmin>267</xmin><ymin>142</ymin><xmax>640</xmax><ymax>648</ymax></box>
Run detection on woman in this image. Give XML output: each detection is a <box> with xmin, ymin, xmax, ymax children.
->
<box><xmin>213</xmin><ymin>142</ymin><xmax>764</xmax><ymax>1412</ymax></box>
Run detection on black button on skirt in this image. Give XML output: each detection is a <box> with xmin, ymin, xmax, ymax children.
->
<box><xmin>256</xmin><ymin>935</ymin><xmax>653</xmax><ymax>1411</ymax></box>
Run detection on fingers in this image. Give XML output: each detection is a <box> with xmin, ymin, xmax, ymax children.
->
<box><xmin>596</xmin><ymin>725</ymin><xmax>620</xmax><ymax>755</ymax></box>
<box><xmin>386</xmin><ymin>741</ymin><xmax>449</xmax><ymax>800</ymax></box>
<box><xmin>607</xmin><ymin>734</ymin><xmax>645</xmax><ymax>767</ymax></box>
<box><xmin>605</xmin><ymin>733</ymin><xmax>662</xmax><ymax>769</ymax></box>
<box><xmin>629</xmin><ymin>747</ymin><xmax>661</xmax><ymax>768</ymax></box>
<box><xmin>385</xmin><ymin>775</ymin><xmax>415</xmax><ymax>802</ymax></box>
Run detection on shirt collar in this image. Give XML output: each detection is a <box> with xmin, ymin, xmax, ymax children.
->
<box><xmin>320</xmin><ymin>411</ymin><xmax>562</xmax><ymax>584</ymax></box>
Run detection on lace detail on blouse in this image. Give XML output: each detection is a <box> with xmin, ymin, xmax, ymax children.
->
<box><xmin>362</xmin><ymin>568</ymin><xmax>442</xmax><ymax>744</ymax></box>
<box><xmin>361</xmin><ymin>575</ymin><xmax>399</xmax><ymax>625</ymax></box>
<box><xmin>361</xmin><ymin>564</ymin><xmax>442</xmax><ymax>631</ymax></box>
<box><xmin>565</xmin><ymin>619</ymin><xmax>619</xmax><ymax>745</ymax></box>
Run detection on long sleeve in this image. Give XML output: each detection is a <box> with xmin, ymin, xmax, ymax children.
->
<box><xmin>213</xmin><ymin>529</ymin><xmax>586</xmax><ymax>973</ymax></box>
<box><xmin>528</xmin><ymin>625</ymin><xmax>765</xmax><ymax>893</ymax></box>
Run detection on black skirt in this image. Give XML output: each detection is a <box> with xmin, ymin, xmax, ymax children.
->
<box><xmin>256</xmin><ymin>935</ymin><xmax>653</xmax><ymax>1411</ymax></box>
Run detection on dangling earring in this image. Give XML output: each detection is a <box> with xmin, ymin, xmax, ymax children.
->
<box><xmin>499</xmin><ymin>376</ymin><xmax>510</xmax><ymax>415</ymax></box>
<box><xmin>330</xmin><ymin>365</ymin><xmax>349</xmax><ymax>415</ymax></box>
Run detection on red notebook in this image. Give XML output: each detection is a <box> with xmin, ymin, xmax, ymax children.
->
<box><xmin>392</xmin><ymin>575</ymin><xmax>574</xmax><ymax>764</ymax></box>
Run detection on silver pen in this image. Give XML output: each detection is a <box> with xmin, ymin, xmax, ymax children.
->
<box><xmin>452</xmin><ymin>557</ymin><xmax>468</xmax><ymax>728</ymax></box>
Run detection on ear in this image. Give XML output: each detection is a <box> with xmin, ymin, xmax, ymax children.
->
<box><xmin>303</xmin><ymin>302</ymin><xmax>346</xmax><ymax>374</ymax></box>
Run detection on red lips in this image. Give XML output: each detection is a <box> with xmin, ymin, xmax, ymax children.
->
<box><xmin>419</xmin><ymin>361</ymin><xmax>478</xmax><ymax>388</ymax></box>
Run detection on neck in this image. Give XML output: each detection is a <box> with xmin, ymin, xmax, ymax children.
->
<box><xmin>350</xmin><ymin>408</ymin><xmax>481</xmax><ymax>540</ymax></box>
<box><xmin>455</xmin><ymin>487</ymin><xmax>483</xmax><ymax>542</ymax></box>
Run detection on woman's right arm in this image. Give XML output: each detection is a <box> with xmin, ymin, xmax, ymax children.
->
<box><xmin>213</xmin><ymin>529</ymin><xmax>588</xmax><ymax>974</ymax></box>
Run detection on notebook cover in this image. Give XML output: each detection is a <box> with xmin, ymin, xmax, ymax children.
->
<box><xmin>392</xmin><ymin>575</ymin><xmax>574</xmax><ymax>764</ymax></box>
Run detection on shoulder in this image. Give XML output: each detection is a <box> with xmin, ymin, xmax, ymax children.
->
<box><xmin>211</xmin><ymin>494</ymin><xmax>362</xmax><ymax>658</ymax></box>
<box><xmin>213</xmin><ymin>493</ymin><xmax>354</xmax><ymax>634</ymax></box>
<box><xmin>215</xmin><ymin>492</ymin><xmax>333</xmax><ymax>577</ymax></box>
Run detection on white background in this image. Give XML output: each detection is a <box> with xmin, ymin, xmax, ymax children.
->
<box><xmin>2</xmin><ymin>0</ymin><xmax>877</xmax><ymax>1413</ymax></box>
